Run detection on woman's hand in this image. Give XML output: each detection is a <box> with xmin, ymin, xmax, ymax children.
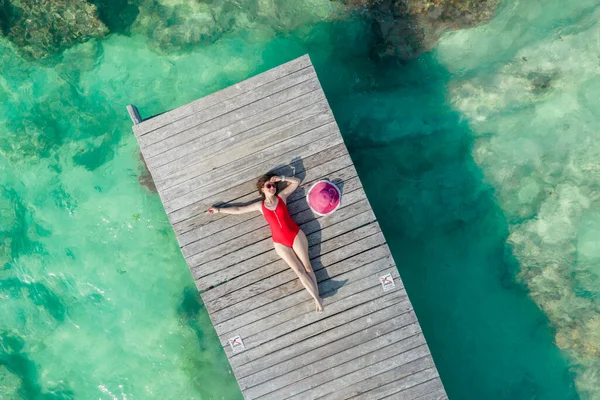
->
<box><xmin>206</xmin><ymin>207</ymin><xmax>219</xmax><ymax>214</ymax></box>
<box><xmin>270</xmin><ymin>176</ymin><xmax>283</xmax><ymax>183</ymax></box>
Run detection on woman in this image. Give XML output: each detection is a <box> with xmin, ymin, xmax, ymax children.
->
<box><xmin>206</xmin><ymin>173</ymin><xmax>324</xmax><ymax>313</ymax></box>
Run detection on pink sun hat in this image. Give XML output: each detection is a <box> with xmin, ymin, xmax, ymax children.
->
<box><xmin>306</xmin><ymin>180</ymin><xmax>341</xmax><ymax>216</ymax></box>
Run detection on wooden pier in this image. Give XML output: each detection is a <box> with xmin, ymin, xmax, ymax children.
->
<box><xmin>129</xmin><ymin>55</ymin><xmax>447</xmax><ymax>400</ymax></box>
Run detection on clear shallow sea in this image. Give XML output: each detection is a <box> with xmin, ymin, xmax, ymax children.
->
<box><xmin>1</xmin><ymin>0</ymin><xmax>599</xmax><ymax>398</ymax></box>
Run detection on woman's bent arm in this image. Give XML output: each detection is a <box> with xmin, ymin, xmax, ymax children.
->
<box><xmin>277</xmin><ymin>176</ymin><xmax>301</xmax><ymax>200</ymax></box>
<box><xmin>207</xmin><ymin>201</ymin><xmax>261</xmax><ymax>215</ymax></box>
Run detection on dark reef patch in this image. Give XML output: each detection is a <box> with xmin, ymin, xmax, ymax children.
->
<box><xmin>0</xmin><ymin>0</ymin><xmax>107</xmax><ymax>60</ymax></box>
<box><xmin>337</xmin><ymin>0</ymin><xmax>502</xmax><ymax>59</ymax></box>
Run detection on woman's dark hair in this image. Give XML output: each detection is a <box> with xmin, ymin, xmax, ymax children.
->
<box><xmin>256</xmin><ymin>173</ymin><xmax>278</xmax><ymax>199</ymax></box>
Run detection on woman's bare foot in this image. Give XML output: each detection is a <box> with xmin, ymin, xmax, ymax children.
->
<box><xmin>315</xmin><ymin>298</ymin><xmax>324</xmax><ymax>313</ymax></box>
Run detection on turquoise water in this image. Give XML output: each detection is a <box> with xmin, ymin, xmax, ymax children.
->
<box><xmin>1</xmin><ymin>0</ymin><xmax>599</xmax><ymax>398</ymax></box>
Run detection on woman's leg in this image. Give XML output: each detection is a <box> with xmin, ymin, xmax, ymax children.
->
<box><xmin>274</xmin><ymin>242</ymin><xmax>323</xmax><ymax>312</ymax></box>
<box><xmin>292</xmin><ymin>230</ymin><xmax>324</xmax><ymax>312</ymax></box>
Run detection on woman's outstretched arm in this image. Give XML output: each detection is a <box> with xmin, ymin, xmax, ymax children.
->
<box><xmin>206</xmin><ymin>201</ymin><xmax>261</xmax><ymax>215</ymax></box>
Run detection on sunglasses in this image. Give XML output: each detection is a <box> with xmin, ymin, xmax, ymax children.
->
<box><xmin>264</xmin><ymin>183</ymin><xmax>276</xmax><ymax>189</ymax></box>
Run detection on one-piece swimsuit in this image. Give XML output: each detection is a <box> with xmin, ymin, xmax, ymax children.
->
<box><xmin>262</xmin><ymin>195</ymin><xmax>300</xmax><ymax>248</ymax></box>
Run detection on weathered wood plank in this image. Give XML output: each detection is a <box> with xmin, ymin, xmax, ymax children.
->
<box><xmin>140</xmin><ymin>65</ymin><xmax>317</xmax><ymax>149</ymax></box>
<box><xmin>370</xmin><ymin>373</ymin><xmax>443</xmax><ymax>400</ymax></box>
<box><xmin>226</xmin><ymin>285</ymin><xmax>409</xmax><ymax>366</ymax></box>
<box><xmin>409</xmin><ymin>387</ymin><xmax>448</xmax><ymax>400</ymax></box>
<box><xmin>179</xmin><ymin>163</ymin><xmax>358</xmax><ymax>251</ymax></box>
<box><xmin>219</xmin><ymin>276</ymin><xmax>402</xmax><ymax>354</ymax></box>
<box><xmin>138</xmin><ymin>60</ymin><xmax>315</xmax><ymax>143</ymax></box>
<box><xmin>229</xmin><ymin>298</ymin><xmax>409</xmax><ymax>381</ymax></box>
<box><xmin>286</xmin><ymin>344</ymin><xmax>433</xmax><ymax>400</ymax></box>
<box><xmin>237</xmin><ymin>314</ymin><xmax>420</xmax><ymax>389</ymax></box>
<box><xmin>169</xmin><ymin>143</ymin><xmax>348</xmax><ymax>227</ymax></box>
<box><xmin>257</xmin><ymin>332</ymin><xmax>428</xmax><ymax>400</ymax></box>
<box><xmin>319</xmin><ymin>357</ymin><xmax>437</xmax><ymax>400</ymax></box>
<box><xmin>211</xmin><ymin>236</ymin><xmax>389</xmax><ymax>327</ymax></box>
<box><xmin>165</xmin><ymin>130</ymin><xmax>344</xmax><ymax>213</ymax></box>
<box><xmin>134</xmin><ymin>55</ymin><xmax>311</xmax><ymax>136</ymax></box>
<box><xmin>149</xmin><ymin>96</ymin><xmax>330</xmax><ymax>175</ymax></box>
<box><xmin>162</xmin><ymin>120</ymin><xmax>339</xmax><ymax>205</ymax></box>
<box><xmin>141</xmin><ymin>73</ymin><xmax>320</xmax><ymax>157</ymax></box>
<box><xmin>215</xmin><ymin>251</ymin><xmax>396</xmax><ymax>340</ymax></box>
<box><xmin>241</xmin><ymin>319</ymin><xmax>421</xmax><ymax>398</ymax></box>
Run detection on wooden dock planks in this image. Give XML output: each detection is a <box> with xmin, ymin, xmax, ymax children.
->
<box><xmin>130</xmin><ymin>54</ymin><xmax>447</xmax><ymax>400</ymax></box>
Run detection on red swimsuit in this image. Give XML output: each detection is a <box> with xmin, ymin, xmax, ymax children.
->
<box><xmin>262</xmin><ymin>195</ymin><xmax>300</xmax><ymax>248</ymax></box>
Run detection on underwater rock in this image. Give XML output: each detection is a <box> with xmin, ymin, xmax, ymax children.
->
<box><xmin>528</xmin><ymin>70</ymin><xmax>558</xmax><ymax>95</ymax></box>
<box><xmin>131</xmin><ymin>0</ymin><xmax>344</xmax><ymax>54</ymax></box>
<box><xmin>131</xmin><ymin>0</ymin><xmax>226</xmax><ymax>53</ymax></box>
<box><xmin>0</xmin><ymin>185</ymin><xmax>46</xmax><ymax>269</ymax></box>
<box><xmin>88</xmin><ymin>0</ymin><xmax>139</xmax><ymax>34</ymax></box>
<box><xmin>0</xmin><ymin>0</ymin><xmax>108</xmax><ymax>60</ymax></box>
<box><xmin>0</xmin><ymin>331</ymin><xmax>75</xmax><ymax>399</ymax></box>
<box><xmin>338</xmin><ymin>0</ymin><xmax>501</xmax><ymax>58</ymax></box>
